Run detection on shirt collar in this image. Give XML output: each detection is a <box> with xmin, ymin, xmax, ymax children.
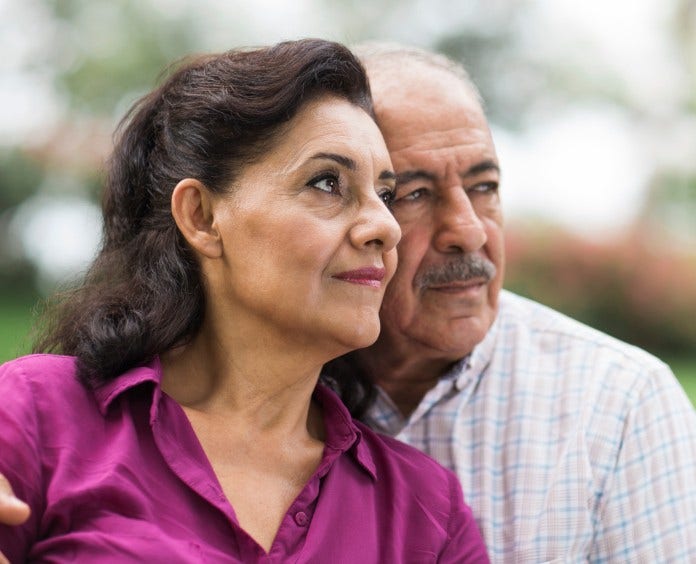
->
<box><xmin>366</xmin><ymin>300</ymin><xmax>504</xmax><ymax>431</ymax></box>
<box><xmin>313</xmin><ymin>383</ymin><xmax>377</xmax><ymax>480</ymax></box>
<box><xmin>93</xmin><ymin>356</ymin><xmax>162</xmax><ymax>419</ymax></box>
<box><xmin>93</xmin><ymin>359</ymin><xmax>376</xmax><ymax>480</ymax></box>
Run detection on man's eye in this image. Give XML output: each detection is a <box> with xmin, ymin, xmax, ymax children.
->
<box><xmin>399</xmin><ymin>188</ymin><xmax>428</xmax><ymax>202</ymax></box>
<box><xmin>308</xmin><ymin>174</ymin><xmax>340</xmax><ymax>194</ymax></box>
<box><xmin>468</xmin><ymin>182</ymin><xmax>498</xmax><ymax>194</ymax></box>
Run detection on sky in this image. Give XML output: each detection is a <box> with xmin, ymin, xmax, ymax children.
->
<box><xmin>2</xmin><ymin>0</ymin><xmax>692</xmax><ymax>288</ymax></box>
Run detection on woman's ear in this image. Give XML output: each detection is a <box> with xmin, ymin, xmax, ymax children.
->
<box><xmin>171</xmin><ymin>178</ymin><xmax>222</xmax><ymax>258</ymax></box>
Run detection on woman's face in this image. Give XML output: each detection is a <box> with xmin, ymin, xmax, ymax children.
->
<box><xmin>208</xmin><ymin>95</ymin><xmax>401</xmax><ymax>357</ymax></box>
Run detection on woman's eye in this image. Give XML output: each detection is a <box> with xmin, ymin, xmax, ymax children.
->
<box><xmin>308</xmin><ymin>174</ymin><xmax>340</xmax><ymax>194</ymax></box>
<box><xmin>379</xmin><ymin>189</ymin><xmax>396</xmax><ymax>207</ymax></box>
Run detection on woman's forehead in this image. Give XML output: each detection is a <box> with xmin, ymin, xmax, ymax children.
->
<box><xmin>261</xmin><ymin>97</ymin><xmax>390</xmax><ymax>173</ymax></box>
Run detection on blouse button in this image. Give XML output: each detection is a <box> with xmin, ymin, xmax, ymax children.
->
<box><xmin>294</xmin><ymin>511</ymin><xmax>309</xmax><ymax>527</ymax></box>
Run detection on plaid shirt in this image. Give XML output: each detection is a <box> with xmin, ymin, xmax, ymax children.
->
<box><xmin>365</xmin><ymin>290</ymin><xmax>696</xmax><ymax>563</ymax></box>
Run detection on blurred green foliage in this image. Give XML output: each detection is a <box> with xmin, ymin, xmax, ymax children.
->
<box><xmin>0</xmin><ymin>150</ymin><xmax>45</xmax><ymax>209</ymax></box>
<box><xmin>0</xmin><ymin>292</ymin><xmax>40</xmax><ymax>363</ymax></box>
<box><xmin>45</xmin><ymin>0</ymin><xmax>200</xmax><ymax>115</ymax></box>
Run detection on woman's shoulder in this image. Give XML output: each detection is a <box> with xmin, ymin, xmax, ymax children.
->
<box><xmin>1</xmin><ymin>353</ymin><xmax>79</xmax><ymax>386</ymax></box>
<box><xmin>0</xmin><ymin>353</ymin><xmax>88</xmax><ymax>407</ymax></box>
<box><xmin>1</xmin><ymin>353</ymin><xmax>78</xmax><ymax>379</ymax></box>
<box><xmin>2</xmin><ymin>352</ymin><xmax>77</xmax><ymax>371</ymax></box>
<box><xmin>350</xmin><ymin>420</ymin><xmax>488</xmax><ymax>560</ymax></box>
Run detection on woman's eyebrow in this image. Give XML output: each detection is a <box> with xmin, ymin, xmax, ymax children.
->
<box><xmin>310</xmin><ymin>152</ymin><xmax>356</xmax><ymax>170</ymax></box>
<box><xmin>310</xmin><ymin>153</ymin><xmax>394</xmax><ymax>183</ymax></box>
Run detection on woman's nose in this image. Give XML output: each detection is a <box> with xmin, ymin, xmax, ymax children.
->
<box><xmin>350</xmin><ymin>195</ymin><xmax>401</xmax><ymax>252</ymax></box>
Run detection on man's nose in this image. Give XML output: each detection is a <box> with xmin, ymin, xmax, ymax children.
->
<box><xmin>432</xmin><ymin>187</ymin><xmax>487</xmax><ymax>253</ymax></box>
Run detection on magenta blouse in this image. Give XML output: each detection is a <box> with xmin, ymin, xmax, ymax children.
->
<box><xmin>0</xmin><ymin>354</ymin><xmax>488</xmax><ymax>563</ymax></box>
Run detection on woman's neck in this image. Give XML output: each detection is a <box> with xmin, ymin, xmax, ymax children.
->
<box><xmin>161</xmin><ymin>327</ymin><xmax>328</xmax><ymax>554</ymax></box>
<box><xmin>160</xmin><ymin>321</ymin><xmax>328</xmax><ymax>436</ymax></box>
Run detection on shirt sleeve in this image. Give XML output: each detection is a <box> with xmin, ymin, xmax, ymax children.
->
<box><xmin>0</xmin><ymin>360</ymin><xmax>43</xmax><ymax>562</ymax></box>
<box><xmin>591</xmin><ymin>363</ymin><xmax>696</xmax><ymax>561</ymax></box>
<box><xmin>438</xmin><ymin>471</ymin><xmax>490</xmax><ymax>563</ymax></box>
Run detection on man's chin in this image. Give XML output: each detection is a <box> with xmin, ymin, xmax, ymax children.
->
<box><xmin>428</xmin><ymin>309</ymin><xmax>495</xmax><ymax>355</ymax></box>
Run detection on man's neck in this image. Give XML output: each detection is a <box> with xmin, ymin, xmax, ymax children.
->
<box><xmin>356</xmin><ymin>345</ymin><xmax>458</xmax><ymax>418</ymax></box>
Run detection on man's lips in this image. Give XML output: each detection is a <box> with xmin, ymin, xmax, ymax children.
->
<box><xmin>425</xmin><ymin>277</ymin><xmax>488</xmax><ymax>292</ymax></box>
<box><xmin>332</xmin><ymin>267</ymin><xmax>386</xmax><ymax>288</ymax></box>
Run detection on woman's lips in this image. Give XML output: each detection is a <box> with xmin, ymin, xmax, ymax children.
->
<box><xmin>332</xmin><ymin>267</ymin><xmax>386</xmax><ymax>287</ymax></box>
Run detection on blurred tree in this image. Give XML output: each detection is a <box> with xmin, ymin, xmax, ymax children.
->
<box><xmin>0</xmin><ymin>150</ymin><xmax>44</xmax><ymax>210</ymax></box>
<box><xmin>640</xmin><ymin>170</ymin><xmax>696</xmax><ymax>243</ymax></box>
<box><xmin>636</xmin><ymin>0</ymin><xmax>696</xmax><ymax>244</ymax></box>
<box><xmin>675</xmin><ymin>0</ymin><xmax>696</xmax><ymax>112</ymax></box>
<box><xmin>0</xmin><ymin>0</ymin><xmax>205</xmax><ymax>298</ymax></box>
<box><xmin>0</xmin><ymin>150</ymin><xmax>45</xmax><ymax>298</ymax></box>
<box><xmin>44</xmin><ymin>0</ymin><xmax>201</xmax><ymax>115</ymax></box>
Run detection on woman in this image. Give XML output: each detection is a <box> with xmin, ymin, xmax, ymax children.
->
<box><xmin>0</xmin><ymin>39</ymin><xmax>488</xmax><ymax>562</ymax></box>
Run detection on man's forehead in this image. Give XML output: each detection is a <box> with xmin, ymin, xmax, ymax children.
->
<box><xmin>386</xmin><ymin>126</ymin><xmax>498</xmax><ymax>167</ymax></box>
<box><xmin>369</xmin><ymin>62</ymin><xmax>479</xmax><ymax>109</ymax></box>
<box><xmin>371</xmin><ymin>80</ymin><xmax>487</xmax><ymax>146</ymax></box>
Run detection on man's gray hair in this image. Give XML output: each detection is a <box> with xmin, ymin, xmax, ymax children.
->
<box><xmin>352</xmin><ymin>41</ymin><xmax>484</xmax><ymax>106</ymax></box>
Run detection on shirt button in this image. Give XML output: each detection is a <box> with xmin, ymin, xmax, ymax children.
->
<box><xmin>294</xmin><ymin>511</ymin><xmax>309</xmax><ymax>527</ymax></box>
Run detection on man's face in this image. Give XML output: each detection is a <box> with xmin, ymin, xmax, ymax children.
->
<box><xmin>370</xmin><ymin>65</ymin><xmax>505</xmax><ymax>362</ymax></box>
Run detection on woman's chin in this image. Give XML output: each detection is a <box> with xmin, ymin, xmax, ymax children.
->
<box><xmin>333</xmin><ymin>319</ymin><xmax>381</xmax><ymax>354</ymax></box>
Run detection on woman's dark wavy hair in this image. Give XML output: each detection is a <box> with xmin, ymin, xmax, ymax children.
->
<box><xmin>34</xmin><ymin>38</ymin><xmax>376</xmax><ymax>413</ymax></box>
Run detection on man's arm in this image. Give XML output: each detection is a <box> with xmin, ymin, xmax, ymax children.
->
<box><xmin>591</xmin><ymin>364</ymin><xmax>696</xmax><ymax>561</ymax></box>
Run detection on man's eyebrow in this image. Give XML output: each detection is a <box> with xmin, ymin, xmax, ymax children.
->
<box><xmin>396</xmin><ymin>170</ymin><xmax>437</xmax><ymax>184</ymax></box>
<box><xmin>396</xmin><ymin>160</ymin><xmax>499</xmax><ymax>185</ymax></box>
<box><xmin>310</xmin><ymin>152</ymin><xmax>356</xmax><ymax>170</ymax></box>
<box><xmin>462</xmin><ymin>159</ymin><xmax>500</xmax><ymax>178</ymax></box>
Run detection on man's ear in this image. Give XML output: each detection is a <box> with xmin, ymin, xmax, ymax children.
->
<box><xmin>171</xmin><ymin>178</ymin><xmax>222</xmax><ymax>258</ymax></box>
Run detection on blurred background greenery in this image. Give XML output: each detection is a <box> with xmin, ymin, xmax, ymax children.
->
<box><xmin>1</xmin><ymin>0</ymin><xmax>695</xmax><ymax>403</ymax></box>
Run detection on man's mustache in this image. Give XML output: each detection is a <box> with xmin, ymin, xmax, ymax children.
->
<box><xmin>414</xmin><ymin>254</ymin><xmax>497</xmax><ymax>289</ymax></box>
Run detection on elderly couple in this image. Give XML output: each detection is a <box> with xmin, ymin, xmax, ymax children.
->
<box><xmin>0</xmin><ymin>38</ymin><xmax>694</xmax><ymax>563</ymax></box>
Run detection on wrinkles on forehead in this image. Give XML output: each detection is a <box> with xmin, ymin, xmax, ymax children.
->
<box><xmin>384</xmin><ymin>122</ymin><xmax>493</xmax><ymax>154</ymax></box>
<box><xmin>387</xmin><ymin>130</ymin><xmax>498</xmax><ymax>180</ymax></box>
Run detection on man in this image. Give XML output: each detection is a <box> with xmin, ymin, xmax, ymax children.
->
<box><xmin>2</xmin><ymin>43</ymin><xmax>696</xmax><ymax>561</ymax></box>
<box><xmin>346</xmin><ymin>43</ymin><xmax>696</xmax><ymax>561</ymax></box>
